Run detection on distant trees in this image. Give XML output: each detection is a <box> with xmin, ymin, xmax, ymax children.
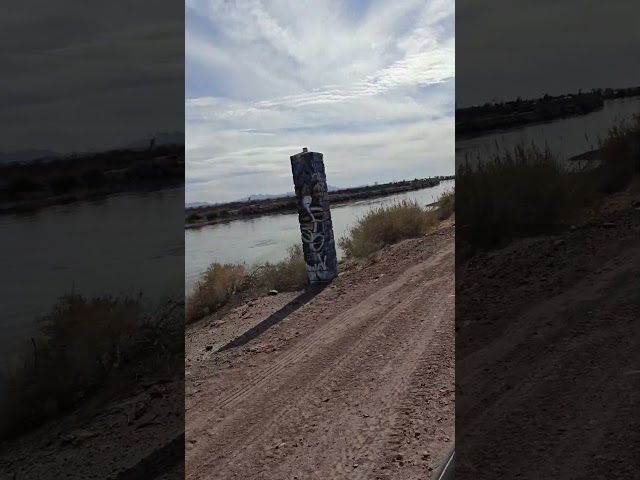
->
<box><xmin>81</xmin><ymin>169</ymin><xmax>107</xmax><ymax>188</ymax></box>
<box><xmin>50</xmin><ymin>175</ymin><xmax>80</xmax><ymax>195</ymax></box>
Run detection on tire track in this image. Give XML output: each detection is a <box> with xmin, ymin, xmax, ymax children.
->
<box><xmin>186</xmin><ymin>234</ymin><xmax>454</xmax><ymax>480</ymax></box>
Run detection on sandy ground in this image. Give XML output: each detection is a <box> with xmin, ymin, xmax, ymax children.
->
<box><xmin>186</xmin><ymin>223</ymin><xmax>455</xmax><ymax>480</ymax></box>
<box><xmin>0</xmin><ymin>360</ymin><xmax>184</xmax><ymax>480</ymax></box>
<box><xmin>456</xmin><ymin>190</ymin><xmax>640</xmax><ymax>478</ymax></box>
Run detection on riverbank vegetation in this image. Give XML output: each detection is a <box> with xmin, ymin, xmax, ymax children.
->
<box><xmin>0</xmin><ymin>295</ymin><xmax>183</xmax><ymax>441</ymax></box>
<box><xmin>186</xmin><ymin>190</ymin><xmax>456</xmax><ymax>323</ymax></box>
<box><xmin>457</xmin><ymin>114</ymin><xmax>640</xmax><ymax>257</ymax></box>
<box><xmin>0</xmin><ymin>143</ymin><xmax>184</xmax><ymax>215</ymax></box>
<box><xmin>456</xmin><ymin>86</ymin><xmax>640</xmax><ymax>138</ymax></box>
<box><xmin>185</xmin><ymin>176</ymin><xmax>455</xmax><ymax>228</ymax></box>
<box><xmin>339</xmin><ymin>191</ymin><xmax>455</xmax><ymax>259</ymax></box>
<box><xmin>186</xmin><ymin>245</ymin><xmax>307</xmax><ymax>324</ymax></box>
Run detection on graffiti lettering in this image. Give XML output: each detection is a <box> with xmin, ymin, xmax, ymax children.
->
<box><xmin>290</xmin><ymin>150</ymin><xmax>338</xmax><ymax>283</ymax></box>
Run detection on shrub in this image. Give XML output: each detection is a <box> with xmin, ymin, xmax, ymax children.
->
<box><xmin>82</xmin><ymin>168</ymin><xmax>107</xmax><ymax>188</ymax></box>
<box><xmin>186</xmin><ymin>264</ymin><xmax>248</xmax><ymax>323</ymax></box>
<box><xmin>187</xmin><ymin>212</ymin><xmax>203</xmax><ymax>223</ymax></box>
<box><xmin>436</xmin><ymin>188</ymin><xmax>455</xmax><ymax>220</ymax></box>
<box><xmin>456</xmin><ymin>144</ymin><xmax>594</xmax><ymax>254</ymax></box>
<box><xmin>597</xmin><ymin>114</ymin><xmax>640</xmax><ymax>193</ymax></box>
<box><xmin>186</xmin><ymin>245</ymin><xmax>308</xmax><ymax>323</ymax></box>
<box><xmin>251</xmin><ymin>244</ymin><xmax>308</xmax><ymax>292</ymax></box>
<box><xmin>339</xmin><ymin>200</ymin><xmax>437</xmax><ymax>258</ymax></box>
<box><xmin>127</xmin><ymin>162</ymin><xmax>158</xmax><ymax>181</ymax></box>
<box><xmin>7</xmin><ymin>176</ymin><xmax>44</xmax><ymax>194</ymax></box>
<box><xmin>50</xmin><ymin>175</ymin><xmax>80</xmax><ymax>195</ymax></box>
<box><xmin>0</xmin><ymin>295</ymin><xmax>182</xmax><ymax>440</ymax></box>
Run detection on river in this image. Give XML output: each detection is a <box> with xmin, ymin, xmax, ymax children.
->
<box><xmin>185</xmin><ymin>180</ymin><xmax>455</xmax><ymax>293</ymax></box>
<box><xmin>456</xmin><ymin>96</ymin><xmax>640</xmax><ymax>164</ymax></box>
<box><xmin>1</xmin><ymin>187</ymin><xmax>185</xmax><ymax>362</ymax></box>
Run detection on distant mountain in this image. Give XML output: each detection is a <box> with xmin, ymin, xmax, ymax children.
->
<box><xmin>0</xmin><ymin>149</ymin><xmax>59</xmax><ymax>164</ymax></box>
<box><xmin>185</xmin><ymin>201</ymin><xmax>212</xmax><ymax>208</ymax></box>
<box><xmin>240</xmin><ymin>192</ymin><xmax>294</xmax><ymax>201</ymax></box>
<box><xmin>237</xmin><ymin>185</ymin><xmax>345</xmax><ymax>202</ymax></box>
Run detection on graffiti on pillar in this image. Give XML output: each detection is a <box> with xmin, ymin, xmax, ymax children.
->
<box><xmin>290</xmin><ymin>149</ymin><xmax>338</xmax><ymax>283</ymax></box>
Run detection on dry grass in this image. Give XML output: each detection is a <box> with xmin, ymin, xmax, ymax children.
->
<box><xmin>457</xmin><ymin>114</ymin><xmax>639</xmax><ymax>256</ymax></box>
<box><xmin>435</xmin><ymin>188</ymin><xmax>455</xmax><ymax>220</ymax></box>
<box><xmin>339</xmin><ymin>199</ymin><xmax>439</xmax><ymax>258</ymax></box>
<box><xmin>598</xmin><ymin>114</ymin><xmax>640</xmax><ymax>193</ymax></box>
<box><xmin>251</xmin><ymin>245</ymin><xmax>308</xmax><ymax>292</ymax></box>
<box><xmin>186</xmin><ymin>264</ymin><xmax>247</xmax><ymax>323</ymax></box>
<box><xmin>0</xmin><ymin>295</ymin><xmax>183</xmax><ymax>440</ymax></box>
<box><xmin>186</xmin><ymin>245</ymin><xmax>308</xmax><ymax>324</ymax></box>
<box><xmin>457</xmin><ymin>145</ymin><xmax>594</xmax><ymax>253</ymax></box>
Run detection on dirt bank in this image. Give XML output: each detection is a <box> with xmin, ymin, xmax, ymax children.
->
<box><xmin>456</xmin><ymin>188</ymin><xmax>640</xmax><ymax>478</ymax></box>
<box><xmin>0</xmin><ymin>357</ymin><xmax>184</xmax><ymax>479</ymax></box>
<box><xmin>186</xmin><ymin>223</ymin><xmax>455</xmax><ymax>479</ymax></box>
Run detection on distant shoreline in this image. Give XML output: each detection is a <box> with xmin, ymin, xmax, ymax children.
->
<box><xmin>185</xmin><ymin>176</ymin><xmax>455</xmax><ymax>229</ymax></box>
<box><xmin>456</xmin><ymin>88</ymin><xmax>640</xmax><ymax>140</ymax></box>
<box><xmin>0</xmin><ymin>144</ymin><xmax>184</xmax><ymax>216</ymax></box>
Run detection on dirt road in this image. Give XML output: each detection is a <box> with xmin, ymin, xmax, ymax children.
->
<box><xmin>457</xmin><ymin>191</ymin><xmax>640</xmax><ymax>478</ymax></box>
<box><xmin>185</xmin><ymin>224</ymin><xmax>455</xmax><ymax>480</ymax></box>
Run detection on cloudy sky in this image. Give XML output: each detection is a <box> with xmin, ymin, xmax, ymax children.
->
<box><xmin>186</xmin><ymin>0</ymin><xmax>455</xmax><ymax>204</ymax></box>
<box><xmin>1</xmin><ymin>0</ymin><xmax>183</xmax><ymax>154</ymax></box>
<box><xmin>456</xmin><ymin>0</ymin><xmax>640</xmax><ymax>106</ymax></box>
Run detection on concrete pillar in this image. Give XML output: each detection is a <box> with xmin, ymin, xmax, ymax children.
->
<box><xmin>290</xmin><ymin>148</ymin><xmax>338</xmax><ymax>283</ymax></box>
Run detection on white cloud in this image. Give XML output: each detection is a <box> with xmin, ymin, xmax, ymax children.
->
<box><xmin>186</xmin><ymin>0</ymin><xmax>455</xmax><ymax>203</ymax></box>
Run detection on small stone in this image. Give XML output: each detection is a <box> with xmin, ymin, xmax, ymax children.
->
<box><xmin>394</xmin><ymin>454</ymin><xmax>403</xmax><ymax>461</ymax></box>
<box><xmin>205</xmin><ymin>345</ymin><xmax>213</xmax><ymax>351</ymax></box>
<box><xmin>268</xmin><ymin>289</ymin><xmax>279</xmax><ymax>295</ymax></box>
<box><xmin>275</xmin><ymin>442</ymin><xmax>286</xmax><ymax>449</ymax></box>
<box><xmin>601</xmin><ymin>222</ymin><xmax>616</xmax><ymax>228</ymax></box>
<box><xmin>353</xmin><ymin>464</ymin><xmax>359</xmax><ymax>468</ymax></box>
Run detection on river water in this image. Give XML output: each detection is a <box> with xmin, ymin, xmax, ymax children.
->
<box><xmin>5</xmin><ymin>97</ymin><xmax>636</xmax><ymax>361</ymax></box>
<box><xmin>456</xmin><ymin>96</ymin><xmax>640</xmax><ymax>164</ymax></box>
<box><xmin>1</xmin><ymin>187</ymin><xmax>185</xmax><ymax>362</ymax></box>
<box><xmin>185</xmin><ymin>180</ymin><xmax>455</xmax><ymax>293</ymax></box>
